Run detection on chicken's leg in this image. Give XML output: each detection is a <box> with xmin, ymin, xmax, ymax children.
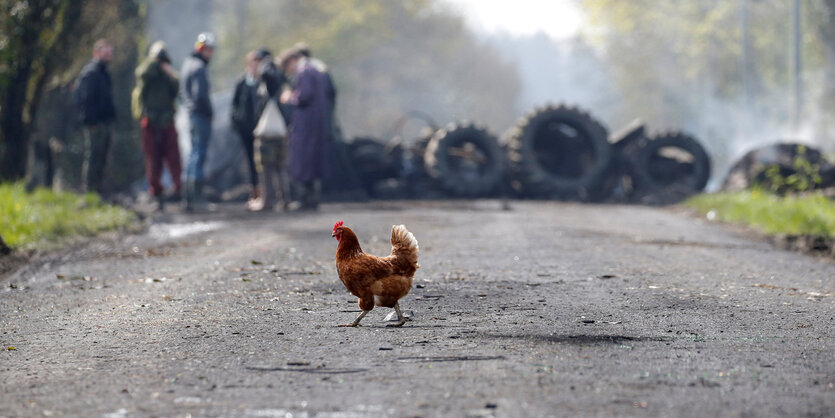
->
<box><xmin>339</xmin><ymin>310</ymin><xmax>369</xmax><ymax>327</ymax></box>
<box><xmin>386</xmin><ymin>302</ymin><xmax>406</xmax><ymax>327</ymax></box>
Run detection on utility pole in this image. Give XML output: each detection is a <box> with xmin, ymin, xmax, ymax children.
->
<box><xmin>739</xmin><ymin>0</ymin><xmax>752</xmax><ymax>110</ymax></box>
<box><xmin>792</xmin><ymin>0</ymin><xmax>803</xmax><ymax>129</ymax></box>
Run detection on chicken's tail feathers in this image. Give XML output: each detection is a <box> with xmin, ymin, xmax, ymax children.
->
<box><xmin>390</xmin><ymin>224</ymin><xmax>419</xmax><ymax>265</ymax></box>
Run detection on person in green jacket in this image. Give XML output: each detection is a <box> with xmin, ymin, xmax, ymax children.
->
<box><xmin>133</xmin><ymin>41</ymin><xmax>182</xmax><ymax>211</ymax></box>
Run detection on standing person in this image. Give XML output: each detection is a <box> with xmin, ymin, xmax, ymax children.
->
<box><xmin>279</xmin><ymin>48</ymin><xmax>330</xmax><ymax>211</ymax></box>
<box><xmin>134</xmin><ymin>41</ymin><xmax>182</xmax><ymax>211</ymax></box>
<box><xmin>253</xmin><ymin>49</ymin><xmax>293</xmax><ymax>127</ymax></box>
<box><xmin>251</xmin><ymin>92</ymin><xmax>289</xmax><ymax>212</ymax></box>
<box><xmin>293</xmin><ymin>43</ymin><xmax>336</xmax><ymax>116</ymax></box>
<box><xmin>75</xmin><ymin>39</ymin><xmax>116</xmax><ymax>195</ymax></box>
<box><xmin>249</xmin><ymin>49</ymin><xmax>292</xmax><ymax>212</ymax></box>
<box><xmin>180</xmin><ymin>32</ymin><xmax>216</xmax><ymax>211</ymax></box>
<box><xmin>231</xmin><ymin>51</ymin><xmax>261</xmax><ymax>206</ymax></box>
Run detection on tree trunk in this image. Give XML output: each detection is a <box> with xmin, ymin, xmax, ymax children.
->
<box><xmin>0</xmin><ymin>4</ymin><xmax>39</xmax><ymax>181</ymax></box>
<box><xmin>0</xmin><ymin>88</ymin><xmax>30</xmax><ymax>180</ymax></box>
<box><xmin>0</xmin><ymin>1</ymin><xmax>83</xmax><ymax>181</ymax></box>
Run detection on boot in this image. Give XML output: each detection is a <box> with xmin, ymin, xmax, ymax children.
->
<box><xmin>194</xmin><ymin>180</ymin><xmax>208</xmax><ymax>205</ymax></box>
<box><xmin>301</xmin><ymin>181</ymin><xmax>320</xmax><ymax>211</ymax></box>
<box><xmin>154</xmin><ymin>194</ymin><xmax>165</xmax><ymax>213</ymax></box>
<box><xmin>182</xmin><ymin>180</ymin><xmax>194</xmax><ymax>212</ymax></box>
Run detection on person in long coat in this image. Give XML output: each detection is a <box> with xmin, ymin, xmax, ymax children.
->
<box><xmin>279</xmin><ymin>49</ymin><xmax>330</xmax><ymax>210</ymax></box>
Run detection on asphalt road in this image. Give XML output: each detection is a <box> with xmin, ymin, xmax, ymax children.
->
<box><xmin>1</xmin><ymin>201</ymin><xmax>833</xmax><ymax>417</ymax></box>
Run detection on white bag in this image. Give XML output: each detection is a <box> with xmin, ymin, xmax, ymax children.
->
<box><xmin>253</xmin><ymin>99</ymin><xmax>287</xmax><ymax>138</ymax></box>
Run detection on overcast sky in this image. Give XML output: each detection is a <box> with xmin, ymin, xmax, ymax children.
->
<box><xmin>443</xmin><ymin>0</ymin><xmax>584</xmax><ymax>39</ymax></box>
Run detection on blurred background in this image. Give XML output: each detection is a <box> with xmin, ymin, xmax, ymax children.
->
<box><xmin>1</xmin><ymin>0</ymin><xmax>833</xmax><ymax>197</ymax></box>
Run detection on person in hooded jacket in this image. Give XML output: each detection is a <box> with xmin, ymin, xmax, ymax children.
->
<box><xmin>134</xmin><ymin>41</ymin><xmax>182</xmax><ymax>211</ymax></box>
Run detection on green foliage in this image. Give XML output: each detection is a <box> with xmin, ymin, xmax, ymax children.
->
<box><xmin>0</xmin><ymin>182</ymin><xmax>136</xmax><ymax>249</ymax></box>
<box><xmin>0</xmin><ymin>0</ymin><xmax>84</xmax><ymax>180</ymax></box>
<box><xmin>1</xmin><ymin>1</ymin><xmax>145</xmax><ymax>188</ymax></box>
<box><xmin>686</xmin><ymin>190</ymin><xmax>835</xmax><ymax>237</ymax></box>
<box><xmin>760</xmin><ymin>146</ymin><xmax>823</xmax><ymax>194</ymax></box>
<box><xmin>581</xmin><ymin>0</ymin><xmax>835</xmax><ymax>154</ymax></box>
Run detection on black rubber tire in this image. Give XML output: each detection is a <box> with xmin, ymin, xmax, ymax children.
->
<box><xmin>632</xmin><ymin>132</ymin><xmax>711</xmax><ymax>200</ymax></box>
<box><xmin>610</xmin><ymin>119</ymin><xmax>648</xmax><ymax>153</ymax></box>
<box><xmin>585</xmin><ymin>120</ymin><xmax>648</xmax><ymax>202</ymax></box>
<box><xmin>505</xmin><ymin>104</ymin><xmax>612</xmax><ymax>199</ymax></box>
<box><xmin>322</xmin><ymin>137</ymin><xmax>368</xmax><ymax>201</ymax></box>
<box><xmin>424</xmin><ymin>123</ymin><xmax>505</xmax><ymax>197</ymax></box>
<box><xmin>346</xmin><ymin>137</ymin><xmax>397</xmax><ymax>197</ymax></box>
<box><xmin>721</xmin><ymin>143</ymin><xmax>830</xmax><ymax>192</ymax></box>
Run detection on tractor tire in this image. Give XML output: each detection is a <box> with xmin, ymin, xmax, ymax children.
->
<box><xmin>346</xmin><ymin>137</ymin><xmax>396</xmax><ymax>198</ymax></box>
<box><xmin>632</xmin><ymin>132</ymin><xmax>711</xmax><ymax>203</ymax></box>
<box><xmin>424</xmin><ymin>123</ymin><xmax>505</xmax><ymax>197</ymax></box>
<box><xmin>610</xmin><ymin>119</ymin><xmax>648</xmax><ymax>154</ymax></box>
<box><xmin>505</xmin><ymin>104</ymin><xmax>612</xmax><ymax>199</ymax></box>
<box><xmin>584</xmin><ymin>120</ymin><xmax>649</xmax><ymax>202</ymax></box>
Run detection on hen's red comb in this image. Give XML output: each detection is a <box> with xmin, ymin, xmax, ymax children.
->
<box><xmin>333</xmin><ymin>220</ymin><xmax>344</xmax><ymax>231</ymax></box>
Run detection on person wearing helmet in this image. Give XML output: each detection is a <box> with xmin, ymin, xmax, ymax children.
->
<box><xmin>133</xmin><ymin>40</ymin><xmax>182</xmax><ymax>212</ymax></box>
<box><xmin>180</xmin><ymin>32</ymin><xmax>216</xmax><ymax>211</ymax></box>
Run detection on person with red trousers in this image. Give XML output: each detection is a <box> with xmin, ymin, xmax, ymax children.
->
<box><xmin>133</xmin><ymin>41</ymin><xmax>182</xmax><ymax>211</ymax></box>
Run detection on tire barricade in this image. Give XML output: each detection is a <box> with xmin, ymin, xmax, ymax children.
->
<box><xmin>337</xmin><ymin>105</ymin><xmax>712</xmax><ymax>204</ymax></box>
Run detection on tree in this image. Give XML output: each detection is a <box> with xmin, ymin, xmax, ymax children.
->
<box><xmin>0</xmin><ymin>0</ymin><xmax>83</xmax><ymax>181</ymax></box>
<box><xmin>581</xmin><ymin>0</ymin><xmax>834</xmax><ymax>174</ymax></box>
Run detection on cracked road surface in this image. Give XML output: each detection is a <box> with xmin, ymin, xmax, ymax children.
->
<box><xmin>1</xmin><ymin>201</ymin><xmax>833</xmax><ymax>417</ymax></box>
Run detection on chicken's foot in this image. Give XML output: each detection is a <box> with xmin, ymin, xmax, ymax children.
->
<box><xmin>339</xmin><ymin>310</ymin><xmax>369</xmax><ymax>327</ymax></box>
<box><xmin>386</xmin><ymin>303</ymin><xmax>406</xmax><ymax>327</ymax></box>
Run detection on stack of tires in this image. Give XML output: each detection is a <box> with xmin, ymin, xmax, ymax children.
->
<box><xmin>344</xmin><ymin>121</ymin><xmax>507</xmax><ymax>199</ymax></box>
<box><xmin>599</xmin><ymin>120</ymin><xmax>711</xmax><ymax>204</ymax></box>
<box><xmin>341</xmin><ymin>105</ymin><xmax>712</xmax><ymax>204</ymax></box>
<box><xmin>503</xmin><ymin>105</ymin><xmax>711</xmax><ymax>204</ymax></box>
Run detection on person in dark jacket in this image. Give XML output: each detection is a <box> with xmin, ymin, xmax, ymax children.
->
<box><xmin>255</xmin><ymin>48</ymin><xmax>292</xmax><ymax>123</ymax></box>
<box><xmin>75</xmin><ymin>39</ymin><xmax>116</xmax><ymax>195</ymax></box>
<box><xmin>231</xmin><ymin>51</ymin><xmax>261</xmax><ymax>204</ymax></box>
<box><xmin>279</xmin><ymin>49</ymin><xmax>330</xmax><ymax>211</ymax></box>
<box><xmin>134</xmin><ymin>41</ymin><xmax>182</xmax><ymax>211</ymax></box>
<box><xmin>180</xmin><ymin>32</ymin><xmax>216</xmax><ymax>210</ymax></box>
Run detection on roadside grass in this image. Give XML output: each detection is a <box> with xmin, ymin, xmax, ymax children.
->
<box><xmin>0</xmin><ymin>182</ymin><xmax>137</xmax><ymax>250</ymax></box>
<box><xmin>686</xmin><ymin>189</ymin><xmax>835</xmax><ymax>237</ymax></box>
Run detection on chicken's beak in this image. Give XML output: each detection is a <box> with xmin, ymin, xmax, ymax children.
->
<box><xmin>331</xmin><ymin>232</ymin><xmax>336</xmax><ymax>237</ymax></box>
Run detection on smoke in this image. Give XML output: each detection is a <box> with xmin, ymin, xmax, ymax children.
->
<box><xmin>483</xmin><ymin>32</ymin><xmax>624</xmax><ymax>125</ymax></box>
<box><xmin>478</xmin><ymin>29</ymin><xmax>832</xmax><ymax>191</ymax></box>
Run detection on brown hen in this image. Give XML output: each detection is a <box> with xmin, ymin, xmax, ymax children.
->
<box><xmin>332</xmin><ymin>221</ymin><xmax>419</xmax><ymax>327</ymax></box>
